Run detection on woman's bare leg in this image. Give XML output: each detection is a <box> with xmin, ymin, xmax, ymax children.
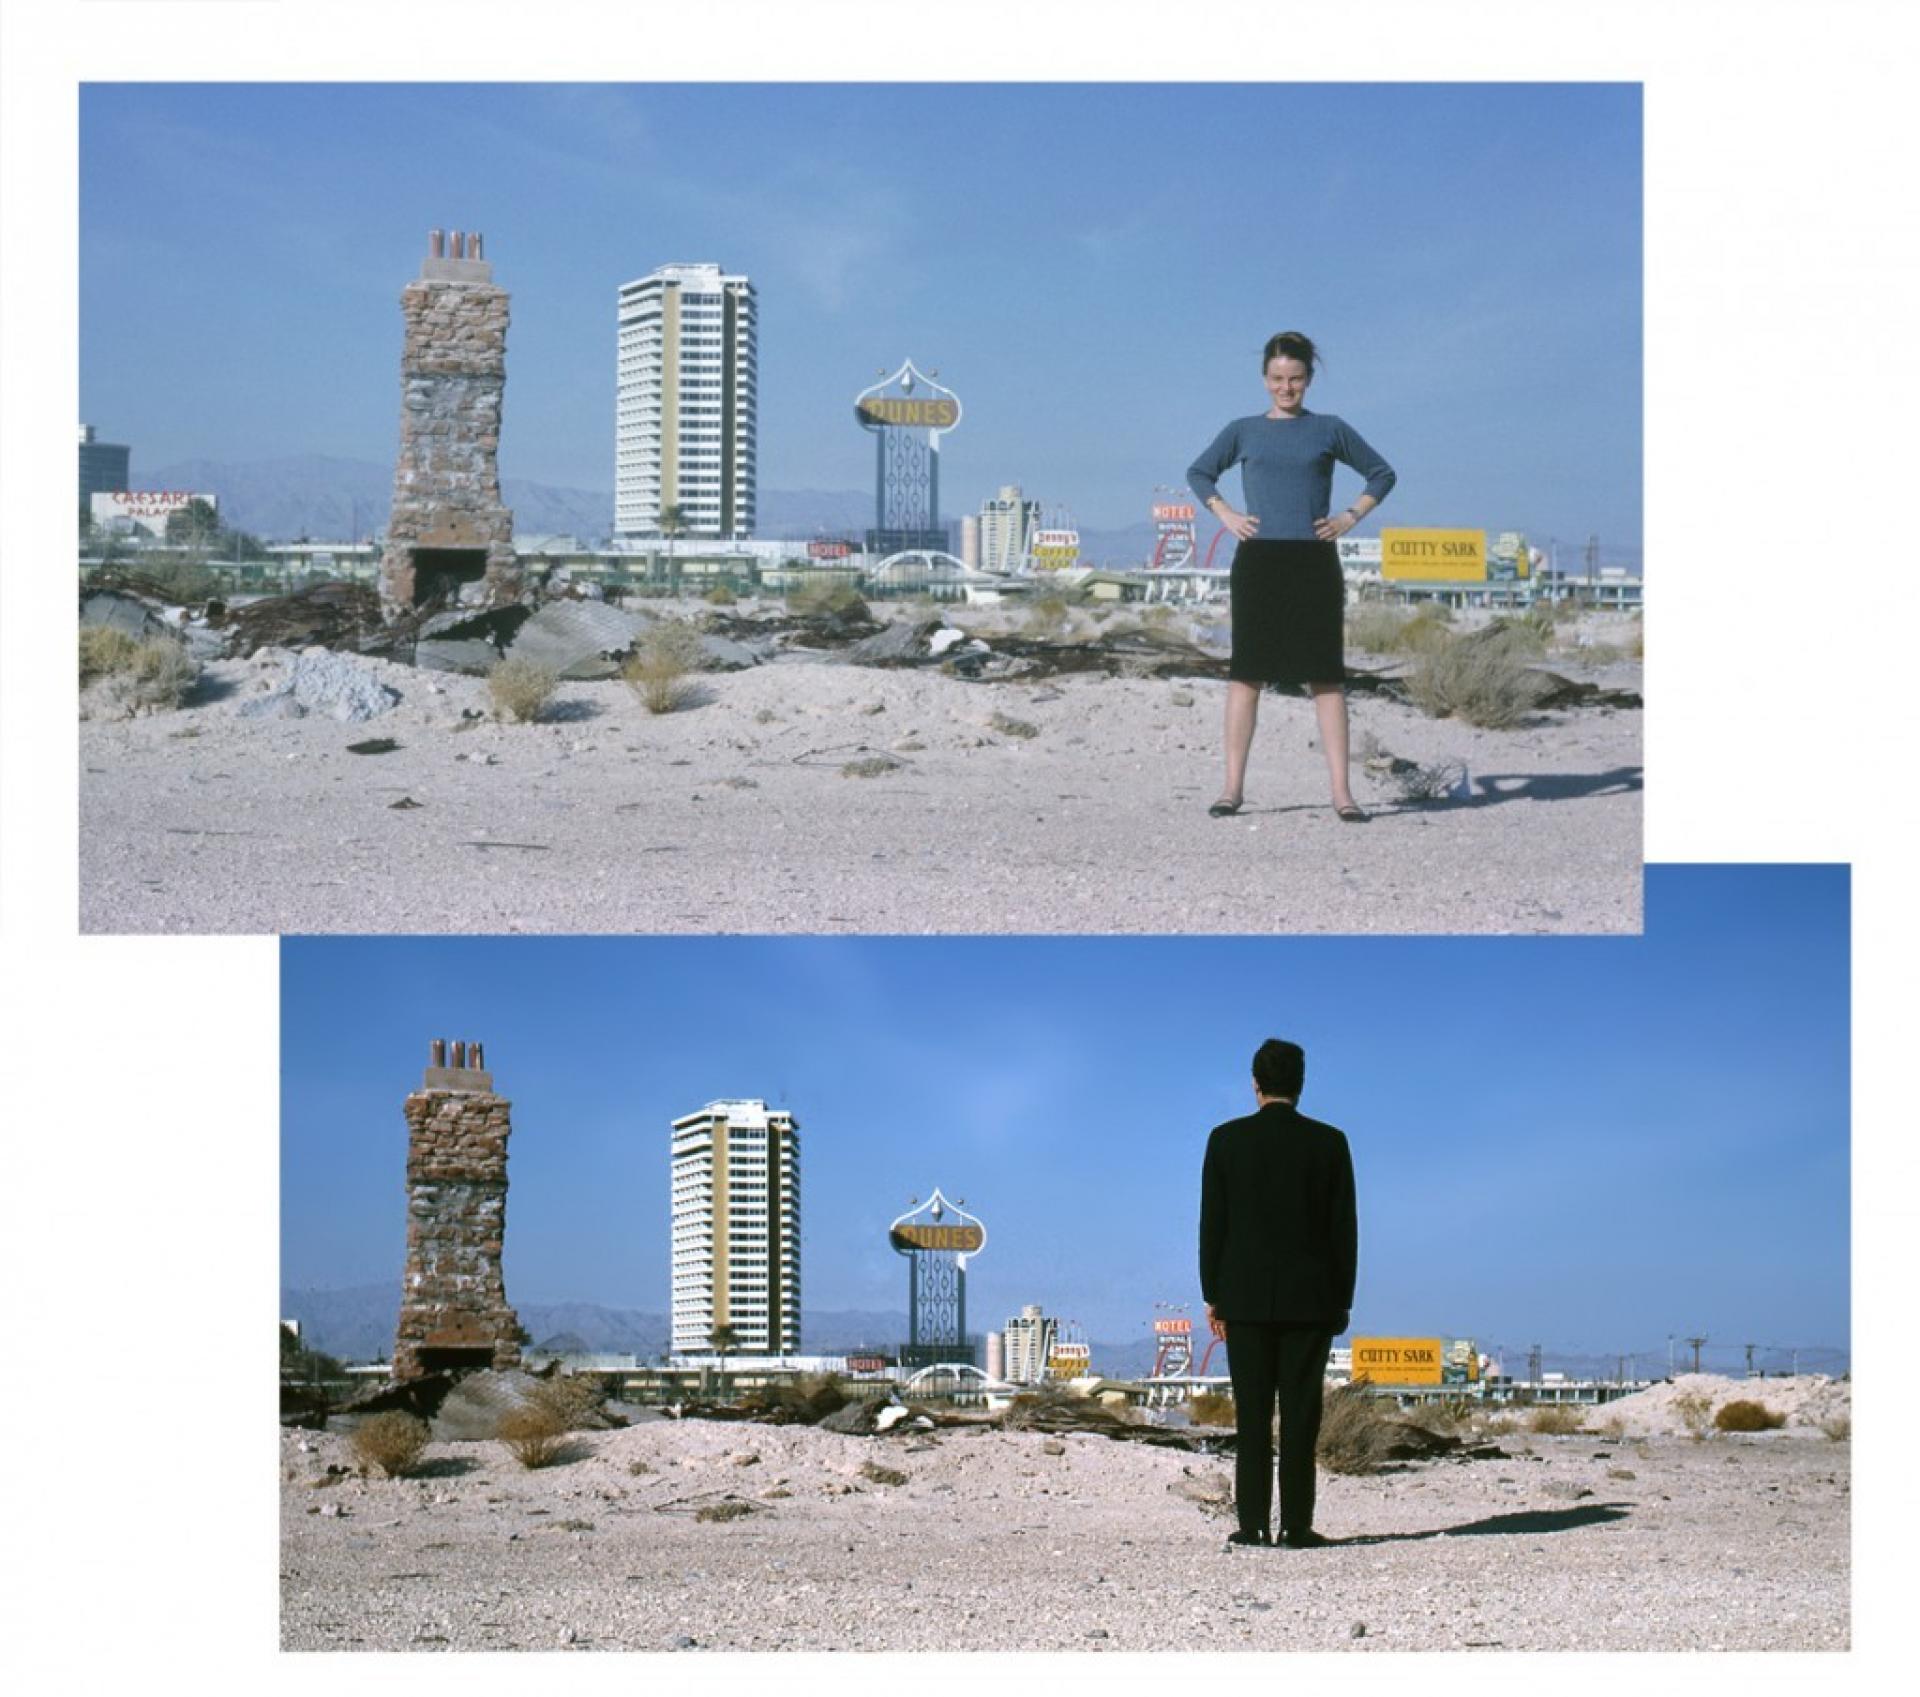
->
<box><xmin>1220</xmin><ymin>680</ymin><xmax>1261</xmax><ymax>805</ymax></box>
<box><xmin>1309</xmin><ymin>682</ymin><xmax>1359</xmax><ymax>811</ymax></box>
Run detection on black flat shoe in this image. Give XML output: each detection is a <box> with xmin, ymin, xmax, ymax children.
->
<box><xmin>1209</xmin><ymin>798</ymin><xmax>1244</xmax><ymax>817</ymax></box>
<box><xmin>1279</xmin><ymin>1528</ymin><xmax>1333</xmax><ymax>1548</ymax></box>
<box><xmin>1334</xmin><ymin>802</ymin><xmax>1369</xmax><ymax>823</ymax></box>
<box><xmin>1225</xmin><ymin>1529</ymin><xmax>1269</xmax><ymax>1549</ymax></box>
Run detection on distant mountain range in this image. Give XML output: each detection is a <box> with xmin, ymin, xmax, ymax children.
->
<box><xmin>134</xmin><ymin>454</ymin><xmax>1638</xmax><ymax>575</ymax></box>
<box><xmin>134</xmin><ymin>454</ymin><xmax>1166</xmax><ymax>559</ymax></box>
<box><xmin>281</xmin><ymin>1282</ymin><xmax>1161</xmax><ymax>1377</ymax></box>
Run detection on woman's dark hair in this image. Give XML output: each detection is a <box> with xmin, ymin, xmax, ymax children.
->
<box><xmin>1252</xmin><ymin>1038</ymin><xmax>1307</xmax><ymax>1101</ymax></box>
<box><xmin>1262</xmin><ymin>330</ymin><xmax>1319</xmax><ymax>375</ymax></box>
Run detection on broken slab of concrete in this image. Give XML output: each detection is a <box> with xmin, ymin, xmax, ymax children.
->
<box><xmin>413</xmin><ymin>603</ymin><xmax>535</xmax><ymax>675</ymax></box>
<box><xmin>845</xmin><ymin>618</ymin><xmax>942</xmax><ymax>666</ymax></box>
<box><xmin>698</xmin><ymin>632</ymin><xmax>764</xmax><ymax>671</ymax></box>
<box><xmin>80</xmin><ymin>588</ymin><xmax>175</xmax><ymax>643</ymax></box>
<box><xmin>501</xmin><ymin>600</ymin><xmax>653</xmax><ymax>679</ymax></box>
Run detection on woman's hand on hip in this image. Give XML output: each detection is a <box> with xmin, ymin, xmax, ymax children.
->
<box><xmin>1219</xmin><ymin>507</ymin><xmax>1260</xmax><ymax>543</ymax></box>
<box><xmin>1313</xmin><ymin>511</ymin><xmax>1356</xmax><ymax>542</ymax></box>
<box><xmin>1206</xmin><ymin>1303</ymin><xmax>1227</xmax><ymax>1342</ymax></box>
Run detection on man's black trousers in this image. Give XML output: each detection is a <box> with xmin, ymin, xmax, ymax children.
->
<box><xmin>1224</xmin><ymin>1322</ymin><xmax>1334</xmax><ymax>1538</ymax></box>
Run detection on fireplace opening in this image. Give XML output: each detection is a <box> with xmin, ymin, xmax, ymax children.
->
<box><xmin>416</xmin><ymin>1345</ymin><xmax>497</xmax><ymax>1375</ymax></box>
<box><xmin>410</xmin><ymin>548</ymin><xmax>489</xmax><ymax>607</ymax></box>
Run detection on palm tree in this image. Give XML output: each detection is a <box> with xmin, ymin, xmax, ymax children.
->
<box><xmin>708</xmin><ymin>1323</ymin><xmax>741</xmax><ymax>1399</ymax></box>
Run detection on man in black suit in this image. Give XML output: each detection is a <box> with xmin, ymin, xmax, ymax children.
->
<box><xmin>1199</xmin><ymin>1037</ymin><xmax>1358</xmax><ymax>1549</ymax></box>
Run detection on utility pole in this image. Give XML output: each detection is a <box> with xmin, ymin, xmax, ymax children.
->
<box><xmin>1667</xmin><ymin>1335</ymin><xmax>1675</xmax><ymax>1376</ymax></box>
<box><xmin>1586</xmin><ymin>533</ymin><xmax>1599</xmax><ymax>601</ymax></box>
<box><xmin>1616</xmin><ymin>1355</ymin><xmax>1627</xmax><ymax>1385</ymax></box>
<box><xmin>1685</xmin><ymin>1335</ymin><xmax>1708</xmax><ymax>1375</ymax></box>
<box><xmin>1744</xmin><ymin>1342</ymin><xmax>1756</xmax><ymax>1379</ymax></box>
<box><xmin>1528</xmin><ymin>1343</ymin><xmax>1543</xmax><ymax>1386</ymax></box>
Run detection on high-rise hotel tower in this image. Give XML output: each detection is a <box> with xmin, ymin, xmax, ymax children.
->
<box><xmin>615</xmin><ymin>263</ymin><xmax>757</xmax><ymax>540</ymax></box>
<box><xmin>669</xmin><ymin>1099</ymin><xmax>799</xmax><ymax>1358</ymax></box>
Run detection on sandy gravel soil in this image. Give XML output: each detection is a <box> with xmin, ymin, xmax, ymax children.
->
<box><xmin>82</xmin><ymin>613</ymin><xmax>1642</xmax><ymax>935</ymax></box>
<box><xmin>281</xmin><ymin>1413</ymin><xmax>1843</xmax><ymax>1653</ymax></box>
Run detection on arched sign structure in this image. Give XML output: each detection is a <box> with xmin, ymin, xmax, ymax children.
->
<box><xmin>855</xmin><ymin>360</ymin><xmax>963</xmax><ymax>556</ymax></box>
<box><xmin>889</xmin><ymin>1188</ymin><xmax>987</xmax><ymax>1372</ymax></box>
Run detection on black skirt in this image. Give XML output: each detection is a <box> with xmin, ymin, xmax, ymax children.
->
<box><xmin>1229</xmin><ymin>538</ymin><xmax>1345</xmax><ymax>686</ymax></box>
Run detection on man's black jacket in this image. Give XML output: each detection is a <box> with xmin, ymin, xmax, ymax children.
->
<box><xmin>1199</xmin><ymin>1100</ymin><xmax>1357</xmax><ymax>1324</ymax></box>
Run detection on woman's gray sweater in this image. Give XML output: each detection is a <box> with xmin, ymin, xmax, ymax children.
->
<box><xmin>1187</xmin><ymin>411</ymin><xmax>1396</xmax><ymax>540</ymax></box>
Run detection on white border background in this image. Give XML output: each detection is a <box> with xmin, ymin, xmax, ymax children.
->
<box><xmin>2</xmin><ymin>0</ymin><xmax>1912</xmax><ymax>1688</ymax></box>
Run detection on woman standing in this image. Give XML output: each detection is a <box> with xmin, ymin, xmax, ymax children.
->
<box><xmin>1188</xmin><ymin>331</ymin><xmax>1396</xmax><ymax>821</ymax></box>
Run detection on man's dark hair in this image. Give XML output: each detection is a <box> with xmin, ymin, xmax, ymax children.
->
<box><xmin>1252</xmin><ymin>1038</ymin><xmax>1306</xmax><ymax>1101</ymax></box>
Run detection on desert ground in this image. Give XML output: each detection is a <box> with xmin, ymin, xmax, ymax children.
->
<box><xmin>280</xmin><ymin>1375</ymin><xmax>1844</xmax><ymax>1653</ymax></box>
<box><xmin>82</xmin><ymin>599</ymin><xmax>1642</xmax><ymax>935</ymax></box>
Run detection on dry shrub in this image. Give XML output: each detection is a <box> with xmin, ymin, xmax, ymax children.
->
<box><xmin>787</xmin><ymin>577</ymin><xmax>869</xmax><ymax>622</ymax></box>
<box><xmin>1023</xmin><ymin>593</ymin><xmax>1072</xmax><ymax>637</ymax></box>
<box><xmin>498</xmin><ymin>1402</ymin><xmax>569</xmax><ymax>1469</ymax></box>
<box><xmin>1527</xmin><ymin>1405</ymin><xmax>1587</xmax><ymax>1435</ymax></box>
<box><xmin>1573</xmin><ymin>642</ymin><xmax>1628</xmax><ymax>666</ymax></box>
<box><xmin>1188</xmin><ymin>1391</ymin><xmax>1236</xmax><ymax>1428</ymax></box>
<box><xmin>695</xmin><ymin>1499</ymin><xmax>757</xmax><ymax>1523</ymax></box>
<box><xmin>351</xmin><ymin>1411</ymin><xmax>429</xmax><ymax>1479</ymax></box>
<box><xmin>1408</xmin><ymin>1397</ymin><xmax>1475</xmax><ymax>1436</ymax></box>
<box><xmin>530</xmin><ymin>1374</ymin><xmax>607</xmax><ymax>1429</ymax></box>
<box><xmin>841</xmin><ymin>755</ymin><xmax>902</xmax><ymax>778</ymax></box>
<box><xmin>1404</xmin><ymin>629</ymin><xmax>1542</xmax><ymax>728</ymax></box>
<box><xmin>1394</xmin><ymin>759</ymin><xmax>1467</xmax><ymax>804</ymax></box>
<box><xmin>487</xmin><ymin>657</ymin><xmax>558</xmax><ymax>723</ymax></box>
<box><xmin>137</xmin><ymin>556</ymin><xmax>221</xmax><ymax>604</ymax></box>
<box><xmin>1346</xmin><ymin>603</ymin><xmax>1412</xmax><ymax>655</ymax></box>
<box><xmin>1714</xmin><ymin>1399</ymin><xmax>1786</xmax><ymax>1433</ymax></box>
<box><xmin>859</xmin><ymin>1460</ymin><xmax>908</xmax><ymax>1487</ymax></box>
<box><xmin>1500</xmin><ymin>610</ymin><xmax>1555</xmax><ymax>655</ymax></box>
<box><xmin>704</xmin><ymin>583</ymin><xmax>738</xmax><ymax>606</ymax></box>
<box><xmin>1593</xmin><ymin>1413</ymin><xmax>1627</xmax><ymax>1441</ymax></box>
<box><xmin>989</xmin><ymin>712</ymin><xmax>1039</xmax><ymax>740</ymax></box>
<box><xmin>1819</xmin><ymin>1414</ymin><xmax>1851</xmax><ymax>1442</ymax></box>
<box><xmin>1673</xmin><ymin>1391</ymin><xmax>1715</xmax><ymax>1440</ymax></box>
<box><xmin>1394</xmin><ymin>607</ymin><xmax>1456</xmax><ymax>656</ymax></box>
<box><xmin>78</xmin><ymin>626</ymin><xmax>140</xmax><ymax>685</ymax></box>
<box><xmin>623</xmin><ymin>618</ymin><xmax>705</xmax><ymax>714</ymax></box>
<box><xmin>1315</xmin><ymin>1382</ymin><xmax>1401</xmax><ymax>1475</ymax></box>
<box><xmin>80</xmin><ymin>630</ymin><xmax>200</xmax><ymax>711</ymax></box>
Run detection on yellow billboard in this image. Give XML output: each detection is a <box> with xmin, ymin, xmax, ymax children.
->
<box><xmin>1381</xmin><ymin>528</ymin><xmax>1487</xmax><ymax>582</ymax></box>
<box><xmin>1350</xmin><ymin>1337</ymin><xmax>1446</xmax><ymax>1385</ymax></box>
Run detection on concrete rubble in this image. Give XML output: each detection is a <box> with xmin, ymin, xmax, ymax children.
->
<box><xmin>233</xmin><ymin>647</ymin><xmax>401</xmax><ymax>723</ymax></box>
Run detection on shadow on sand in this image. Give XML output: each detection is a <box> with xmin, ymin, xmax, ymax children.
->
<box><xmin>1319</xmin><ymin>1501</ymin><xmax>1632</xmax><ymax>1546</ymax></box>
<box><xmin>1360</xmin><ymin>766</ymin><xmax>1644</xmax><ymax>819</ymax></box>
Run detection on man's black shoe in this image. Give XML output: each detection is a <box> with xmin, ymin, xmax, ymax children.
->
<box><xmin>1279</xmin><ymin>1528</ymin><xmax>1333</xmax><ymax>1549</ymax></box>
<box><xmin>1225</xmin><ymin>1529</ymin><xmax>1270</xmax><ymax>1549</ymax></box>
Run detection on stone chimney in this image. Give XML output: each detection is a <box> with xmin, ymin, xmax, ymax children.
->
<box><xmin>392</xmin><ymin>1036</ymin><xmax>522</xmax><ymax>1381</ymax></box>
<box><xmin>378</xmin><ymin>229</ymin><xmax>520</xmax><ymax>614</ymax></box>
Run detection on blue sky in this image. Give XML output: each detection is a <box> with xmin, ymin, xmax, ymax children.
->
<box><xmin>83</xmin><ymin>82</ymin><xmax>1640</xmax><ymax>546</ymax></box>
<box><xmin>282</xmin><ymin>865</ymin><xmax>1846</xmax><ymax>1374</ymax></box>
